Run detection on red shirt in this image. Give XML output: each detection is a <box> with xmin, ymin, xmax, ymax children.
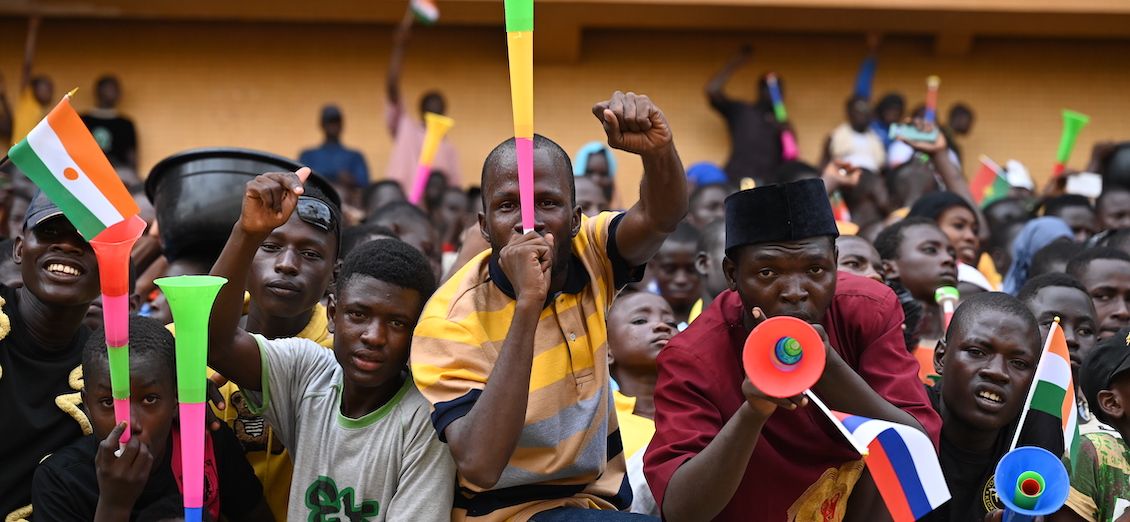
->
<box><xmin>644</xmin><ymin>273</ymin><xmax>941</xmax><ymax>520</ymax></box>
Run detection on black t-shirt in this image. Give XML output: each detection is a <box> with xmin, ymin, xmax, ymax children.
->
<box><xmin>0</xmin><ymin>284</ymin><xmax>91</xmax><ymax>520</ymax></box>
<box><xmin>32</xmin><ymin>423</ymin><xmax>264</xmax><ymax>521</ymax></box>
<box><xmin>709</xmin><ymin>96</ymin><xmax>783</xmax><ymax>185</ymax></box>
<box><xmin>924</xmin><ymin>385</ymin><xmax>1012</xmax><ymax>522</ymax></box>
<box><xmin>80</xmin><ymin>112</ymin><xmax>137</xmax><ymax>167</ymax></box>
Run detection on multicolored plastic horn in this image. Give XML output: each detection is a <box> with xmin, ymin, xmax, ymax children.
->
<box><xmin>743</xmin><ymin>316</ymin><xmax>826</xmax><ymax>398</ymax></box>
<box><xmin>153</xmin><ymin>275</ymin><xmax>228</xmax><ymax>522</ymax></box>
<box><xmin>934</xmin><ymin>286</ymin><xmax>959</xmax><ymax>332</ymax></box>
<box><xmin>408</xmin><ymin>112</ymin><xmax>455</xmax><ymax>205</ymax></box>
<box><xmin>765</xmin><ymin>73</ymin><xmax>798</xmax><ymax>161</ymax></box>
<box><xmin>994</xmin><ymin>446</ymin><xmax>1069</xmax><ymax>522</ymax></box>
<box><xmin>504</xmin><ymin>0</ymin><xmax>535</xmax><ymax>233</ymax></box>
<box><xmin>1052</xmin><ymin>110</ymin><xmax>1090</xmax><ymax>177</ymax></box>
<box><xmin>89</xmin><ymin>215</ymin><xmax>147</xmax><ymax>444</ymax></box>
<box><xmin>924</xmin><ymin>75</ymin><xmax>940</xmax><ymax>124</ymax></box>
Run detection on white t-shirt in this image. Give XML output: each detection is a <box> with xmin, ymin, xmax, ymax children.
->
<box><xmin>244</xmin><ymin>335</ymin><xmax>455</xmax><ymax>521</ymax></box>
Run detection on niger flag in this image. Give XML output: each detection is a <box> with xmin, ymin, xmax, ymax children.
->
<box><xmin>8</xmin><ymin>92</ymin><xmax>138</xmax><ymax>240</ymax></box>
<box><xmin>1013</xmin><ymin>322</ymin><xmax>1081</xmax><ymax>469</ymax></box>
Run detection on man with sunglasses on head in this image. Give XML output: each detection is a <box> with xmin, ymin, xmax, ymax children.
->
<box><xmin>205</xmin><ymin>178</ymin><xmax>343</xmax><ymax>518</ymax></box>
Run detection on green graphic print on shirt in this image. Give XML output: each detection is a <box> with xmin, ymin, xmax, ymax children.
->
<box><xmin>305</xmin><ymin>476</ymin><xmax>380</xmax><ymax>522</ymax></box>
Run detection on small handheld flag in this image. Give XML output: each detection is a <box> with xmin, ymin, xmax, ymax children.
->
<box><xmin>504</xmin><ymin>0</ymin><xmax>535</xmax><ymax>234</ymax></box>
<box><xmin>408</xmin><ymin>112</ymin><xmax>455</xmax><ymax>205</ymax></box>
<box><xmin>8</xmin><ymin>91</ymin><xmax>143</xmax><ymax>445</ymax></box>
<box><xmin>1010</xmin><ymin>320</ymin><xmax>1081</xmax><ymax>466</ymax></box>
<box><xmin>1052</xmin><ymin>110</ymin><xmax>1090</xmax><ymax>178</ymax></box>
<box><xmin>834</xmin><ymin>412</ymin><xmax>951</xmax><ymax>522</ymax></box>
<box><xmin>924</xmin><ymin>75</ymin><xmax>940</xmax><ymax>124</ymax></box>
<box><xmin>970</xmin><ymin>155</ymin><xmax>1011</xmax><ymax>206</ymax></box>
<box><xmin>8</xmin><ymin>93</ymin><xmax>140</xmax><ymax>241</ymax></box>
<box><xmin>765</xmin><ymin>73</ymin><xmax>798</xmax><ymax>161</ymax></box>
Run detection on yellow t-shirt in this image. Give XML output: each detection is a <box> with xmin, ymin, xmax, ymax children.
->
<box><xmin>612</xmin><ymin>391</ymin><xmax>655</xmax><ymax>460</ymax></box>
<box><xmin>11</xmin><ymin>88</ymin><xmax>47</xmax><ymax>144</ymax></box>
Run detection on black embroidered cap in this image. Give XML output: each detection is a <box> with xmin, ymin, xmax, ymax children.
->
<box><xmin>724</xmin><ymin>178</ymin><xmax>839</xmax><ymax>255</ymax></box>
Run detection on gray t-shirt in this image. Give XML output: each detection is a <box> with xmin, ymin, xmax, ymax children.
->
<box><xmin>244</xmin><ymin>335</ymin><xmax>455</xmax><ymax>521</ymax></box>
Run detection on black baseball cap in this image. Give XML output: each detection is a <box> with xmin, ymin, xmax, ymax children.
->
<box><xmin>23</xmin><ymin>191</ymin><xmax>65</xmax><ymax>230</ymax></box>
<box><xmin>1081</xmin><ymin>327</ymin><xmax>1130</xmax><ymax>421</ymax></box>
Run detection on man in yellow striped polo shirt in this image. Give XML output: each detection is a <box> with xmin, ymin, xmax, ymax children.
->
<box><xmin>411</xmin><ymin>91</ymin><xmax>688</xmax><ymax>521</ymax></box>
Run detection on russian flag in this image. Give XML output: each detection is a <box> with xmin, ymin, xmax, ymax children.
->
<box><xmin>834</xmin><ymin>412</ymin><xmax>950</xmax><ymax>521</ymax></box>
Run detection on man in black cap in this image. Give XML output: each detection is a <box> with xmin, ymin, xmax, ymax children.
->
<box><xmin>644</xmin><ymin>178</ymin><xmax>941</xmax><ymax>521</ymax></box>
<box><xmin>0</xmin><ymin>192</ymin><xmax>99</xmax><ymax>520</ymax></box>
<box><xmin>299</xmin><ymin>104</ymin><xmax>370</xmax><ymax>205</ymax></box>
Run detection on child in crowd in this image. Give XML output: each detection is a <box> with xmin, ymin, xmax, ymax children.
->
<box><xmin>1056</xmin><ymin>328</ymin><xmax>1130</xmax><ymax>521</ymax></box>
<box><xmin>1018</xmin><ymin>273</ymin><xmax>1103</xmax><ymax>433</ymax></box>
<box><xmin>686</xmin><ymin>183</ymin><xmax>730</xmax><ymax>229</ymax></box>
<box><xmin>607</xmin><ymin>291</ymin><xmax>677</xmax><ymax>516</ymax></box>
<box><xmin>647</xmin><ymin>221</ymin><xmax>702</xmax><ymax>329</ymax></box>
<box><xmin>835</xmin><ymin>234</ymin><xmax>883</xmax><ymax>282</ymax></box>
<box><xmin>1044</xmin><ymin>194</ymin><xmax>1098</xmax><ymax>243</ymax></box>
<box><xmin>691</xmin><ymin>218</ymin><xmax>726</xmax><ymax>321</ymax></box>
<box><xmin>33</xmin><ymin>316</ymin><xmax>272</xmax><ymax>521</ymax></box>
<box><xmin>1097</xmin><ymin>186</ymin><xmax>1130</xmax><ymax>231</ymax></box>
<box><xmin>1067</xmin><ymin>248</ymin><xmax>1130</xmax><ymax>340</ymax></box>
<box><xmin>206</xmin><ymin>170</ymin><xmax>454</xmax><ymax>521</ymax></box>
<box><xmin>875</xmin><ymin>217</ymin><xmax>959</xmax><ymax>344</ymax></box>
<box><xmin>925</xmin><ymin>293</ymin><xmax>1041</xmax><ymax>522</ymax></box>
<box><xmin>368</xmin><ymin>200</ymin><xmax>441</xmax><ymax>277</ymax></box>
<box><xmin>575</xmin><ymin>176</ymin><xmax>610</xmax><ymax>217</ymax></box>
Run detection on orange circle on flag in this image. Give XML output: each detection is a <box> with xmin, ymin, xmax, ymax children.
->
<box><xmin>63</xmin><ymin>167</ymin><xmax>80</xmax><ymax>181</ymax></box>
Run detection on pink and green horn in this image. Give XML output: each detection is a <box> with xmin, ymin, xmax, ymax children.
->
<box><xmin>505</xmin><ymin>0</ymin><xmax>535</xmax><ymax>233</ymax></box>
<box><xmin>1052</xmin><ymin>110</ymin><xmax>1090</xmax><ymax>177</ymax></box>
<box><xmin>153</xmin><ymin>275</ymin><xmax>228</xmax><ymax>522</ymax></box>
<box><xmin>89</xmin><ymin>215</ymin><xmax>147</xmax><ymax>444</ymax></box>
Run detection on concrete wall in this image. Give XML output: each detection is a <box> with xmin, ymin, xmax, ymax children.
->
<box><xmin>2</xmin><ymin>16</ymin><xmax>1129</xmax><ymax>204</ymax></box>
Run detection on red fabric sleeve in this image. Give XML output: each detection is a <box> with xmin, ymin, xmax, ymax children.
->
<box><xmin>643</xmin><ymin>342</ymin><xmax>728</xmax><ymax>513</ymax></box>
<box><xmin>836</xmin><ymin>281</ymin><xmax>942</xmax><ymax>448</ymax></box>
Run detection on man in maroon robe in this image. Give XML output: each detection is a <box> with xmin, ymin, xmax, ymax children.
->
<box><xmin>644</xmin><ymin>178</ymin><xmax>942</xmax><ymax>521</ymax></box>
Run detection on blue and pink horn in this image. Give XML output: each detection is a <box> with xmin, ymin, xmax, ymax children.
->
<box><xmin>994</xmin><ymin>446</ymin><xmax>1069</xmax><ymax>522</ymax></box>
<box><xmin>153</xmin><ymin>275</ymin><xmax>228</xmax><ymax>522</ymax></box>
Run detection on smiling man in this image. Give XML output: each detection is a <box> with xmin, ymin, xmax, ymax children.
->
<box><xmin>924</xmin><ymin>292</ymin><xmax>1041</xmax><ymax>522</ymax></box>
<box><xmin>411</xmin><ymin>91</ymin><xmax>688</xmax><ymax>521</ymax></box>
<box><xmin>206</xmin><ymin>170</ymin><xmax>454</xmax><ymax>521</ymax></box>
<box><xmin>644</xmin><ymin>179</ymin><xmax>940</xmax><ymax>521</ymax></box>
<box><xmin>0</xmin><ymin>192</ymin><xmax>101</xmax><ymax>521</ymax></box>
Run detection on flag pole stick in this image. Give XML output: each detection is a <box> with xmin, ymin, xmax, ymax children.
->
<box><xmin>1009</xmin><ymin>318</ymin><xmax>1061</xmax><ymax>450</ymax></box>
<box><xmin>805</xmin><ymin>389</ymin><xmax>870</xmax><ymax>456</ymax></box>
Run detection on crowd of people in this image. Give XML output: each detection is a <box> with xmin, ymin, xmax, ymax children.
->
<box><xmin>3</xmin><ymin>10</ymin><xmax>1130</xmax><ymax>522</ymax></box>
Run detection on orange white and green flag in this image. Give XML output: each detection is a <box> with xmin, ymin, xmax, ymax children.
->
<box><xmin>1011</xmin><ymin>321</ymin><xmax>1081</xmax><ymax>470</ymax></box>
<box><xmin>8</xmin><ymin>92</ymin><xmax>138</xmax><ymax>241</ymax></box>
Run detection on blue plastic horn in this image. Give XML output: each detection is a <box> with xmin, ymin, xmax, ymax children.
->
<box><xmin>994</xmin><ymin>446</ymin><xmax>1069</xmax><ymax>522</ymax></box>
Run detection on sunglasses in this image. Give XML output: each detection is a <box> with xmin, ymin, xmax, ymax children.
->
<box><xmin>297</xmin><ymin>197</ymin><xmax>338</xmax><ymax>233</ymax></box>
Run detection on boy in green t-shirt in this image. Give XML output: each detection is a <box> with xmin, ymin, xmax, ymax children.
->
<box><xmin>1058</xmin><ymin>327</ymin><xmax>1130</xmax><ymax>522</ymax></box>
